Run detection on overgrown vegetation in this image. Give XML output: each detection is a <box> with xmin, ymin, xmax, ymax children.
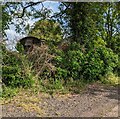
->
<box><xmin>2</xmin><ymin>45</ymin><xmax>35</xmax><ymax>88</ymax></box>
<box><xmin>1</xmin><ymin>2</ymin><xmax>120</xmax><ymax>98</ymax></box>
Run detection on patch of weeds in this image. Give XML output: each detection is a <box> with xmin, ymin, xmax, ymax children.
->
<box><xmin>18</xmin><ymin>96</ymin><xmax>40</xmax><ymax>104</ymax></box>
<box><xmin>2</xmin><ymin>86</ymin><xmax>19</xmax><ymax>99</ymax></box>
<box><xmin>100</xmin><ymin>72</ymin><xmax>120</xmax><ymax>85</ymax></box>
<box><xmin>29</xmin><ymin>85</ymin><xmax>42</xmax><ymax>95</ymax></box>
<box><xmin>17</xmin><ymin>102</ymin><xmax>44</xmax><ymax>116</ymax></box>
<box><xmin>64</xmin><ymin>79</ymin><xmax>88</xmax><ymax>94</ymax></box>
<box><xmin>39</xmin><ymin>78</ymin><xmax>65</xmax><ymax>95</ymax></box>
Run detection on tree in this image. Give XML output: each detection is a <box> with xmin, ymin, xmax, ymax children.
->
<box><xmin>58</xmin><ymin>2</ymin><xmax>98</xmax><ymax>48</ymax></box>
<box><xmin>29</xmin><ymin>19</ymin><xmax>63</xmax><ymax>46</ymax></box>
<box><xmin>93</xmin><ymin>3</ymin><xmax>120</xmax><ymax>51</ymax></box>
<box><xmin>1</xmin><ymin>1</ymin><xmax>52</xmax><ymax>37</ymax></box>
<box><xmin>58</xmin><ymin>3</ymin><xmax>120</xmax><ymax>50</ymax></box>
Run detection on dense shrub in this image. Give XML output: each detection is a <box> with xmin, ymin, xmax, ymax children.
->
<box><xmin>83</xmin><ymin>47</ymin><xmax>118</xmax><ymax>80</ymax></box>
<box><xmin>2</xmin><ymin>48</ymin><xmax>35</xmax><ymax>88</ymax></box>
<box><xmin>54</xmin><ymin>42</ymin><xmax>85</xmax><ymax>80</ymax></box>
<box><xmin>54</xmin><ymin>42</ymin><xmax>118</xmax><ymax>81</ymax></box>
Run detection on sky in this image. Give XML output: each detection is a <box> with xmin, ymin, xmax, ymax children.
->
<box><xmin>5</xmin><ymin>1</ymin><xmax>60</xmax><ymax>50</ymax></box>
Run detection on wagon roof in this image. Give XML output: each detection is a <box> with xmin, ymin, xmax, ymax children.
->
<box><xmin>19</xmin><ymin>36</ymin><xmax>40</xmax><ymax>42</ymax></box>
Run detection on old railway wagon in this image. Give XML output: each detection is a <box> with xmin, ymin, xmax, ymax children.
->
<box><xmin>19</xmin><ymin>36</ymin><xmax>70</xmax><ymax>53</ymax></box>
<box><xmin>19</xmin><ymin>36</ymin><xmax>43</xmax><ymax>53</ymax></box>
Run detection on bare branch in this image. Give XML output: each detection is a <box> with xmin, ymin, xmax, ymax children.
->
<box><xmin>17</xmin><ymin>0</ymin><xmax>46</xmax><ymax>18</ymax></box>
<box><xmin>16</xmin><ymin>1</ymin><xmax>70</xmax><ymax>20</ymax></box>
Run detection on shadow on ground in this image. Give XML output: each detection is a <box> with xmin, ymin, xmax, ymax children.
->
<box><xmin>84</xmin><ymin>83</ymin><xmax>119</xmax><ymax>101</ymax></box>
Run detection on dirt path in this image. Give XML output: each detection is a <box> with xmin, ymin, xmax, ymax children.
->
<box><xmin>2</xmin><ymin>83</ymin><xmax>119</xmax><ymax>117</ymax></box>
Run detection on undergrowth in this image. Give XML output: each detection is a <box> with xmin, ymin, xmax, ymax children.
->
<box><xmin>1</xmin><ymin>42</ymin><xmax>119</xmax><ymax>99</ymax></box>
<box><xmin>2</xmin><ymin>79</ymin><xmax>90</xmax><ymax>99</ymax></box>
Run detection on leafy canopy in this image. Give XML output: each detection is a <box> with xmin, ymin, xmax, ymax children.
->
<box><xmin>29</xmin><ymin>19</ymin><xmax>63</xmax><ymax>46</ymax></box>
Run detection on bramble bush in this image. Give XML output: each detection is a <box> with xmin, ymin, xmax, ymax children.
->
<box><xmin>27</xmin><ymin>45</ymin><xmax>56</xmax><ymax>80</ymax></box>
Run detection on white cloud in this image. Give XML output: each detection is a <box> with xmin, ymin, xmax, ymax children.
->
<box><xmin>5</xmin><ymin>29</ymin><xmax>25</xmax><ymax>50</ymax></box>
<box><xmin>5</xmin><ymin>29</ymin><xmax>21</xmax><ymax>40</ymax></box>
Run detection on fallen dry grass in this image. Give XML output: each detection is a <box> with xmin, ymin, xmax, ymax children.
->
<box><xmin>2</xmin><ymin>89</ymin><xmax>48</xmax><ymax>116</ymax></box>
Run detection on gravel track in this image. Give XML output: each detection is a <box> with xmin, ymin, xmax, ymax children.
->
<box><xmin>2</xmin><ymin>83</ymin><xmax>119</xmax><ymax>117</ymax></box>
